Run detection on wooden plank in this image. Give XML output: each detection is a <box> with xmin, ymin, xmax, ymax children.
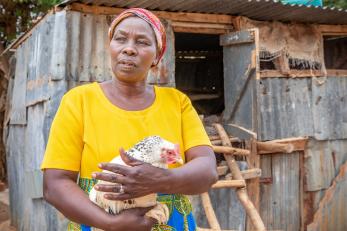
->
<box><xmin>67</xmin><ymin>3</ymin><xmax>234</xmax><ymax>24</ymax></box>
<box><xmin>220</xmin><ymin>30</ymin><xmax>255</xmax><ymax>46</ymax></box>
<box><xmin>173</xmin><ymin>26</ymin><xmax>229</xmax><ymax>34</ymax></box>
<box><xmin>211</xmin><ymin>180</ymin><xmax>246</xmax><ymax>188</ymax></box>
<box><xmin>260</xmin><ymin>70</ymin><xmax>324</xmax><ymax>78</ymax></box>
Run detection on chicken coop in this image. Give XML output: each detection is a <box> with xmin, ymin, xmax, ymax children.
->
<box><xmin>3</xmin><ymin>0</ymin><xmax>347</xmax><ymax>230</ymax></box>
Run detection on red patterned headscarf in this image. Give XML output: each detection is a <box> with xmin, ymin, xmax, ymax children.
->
<box><xmin>108</xmin><ymin>8</ymin><xmax>167</xmax><ymax>65</ymax></box>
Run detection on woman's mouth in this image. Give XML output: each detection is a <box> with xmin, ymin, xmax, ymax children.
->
<box><xmin>118</xmin><ymin>60</ymin><xmax>137</xmax><ymax>71</ymax></box>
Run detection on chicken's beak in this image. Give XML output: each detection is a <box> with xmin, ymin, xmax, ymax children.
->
<box><xmin>174</xmin><ymin>144</ymin><xmax>184</xmax><ymax>165</ymax></box>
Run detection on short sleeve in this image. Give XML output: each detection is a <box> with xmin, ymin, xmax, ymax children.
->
<box><xmin>180</xmin><ymin>93</ymin><xmax>212</xmax><ymax>152</ymax></box>
<box><xmin>41</xmin><ymin>92</ymin><xmax>84</xmax><ymax>172</ymax></box>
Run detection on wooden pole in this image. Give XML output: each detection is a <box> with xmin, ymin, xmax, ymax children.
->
<box><xmin>200</xmin><ymin>193</ymin><xmax>221</xmax><ymax>230</ymax></box>
<box><xmin>257</xmin><ymin>141</ymin><xmax>294</xmax><ymax>154</ymax></box>
<box><xmin>212</xmin><ymin>145</ymin><xmax>250</xmax><ymax>156</ymax></box>
<box><xmin>212</xmin><ymin>180</ymin><xmax>246</xmax><ymax>188</ymax></box>
<box><xmin>213</xmin><ymin>123</ymin><xmax>266</xmax><ymax>231</ymax></box>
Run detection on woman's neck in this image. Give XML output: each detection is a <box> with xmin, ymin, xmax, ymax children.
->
<box><xmin>111</xmin><ymin>78</ymin><xmax>149</xmax><ymax>99</ymax></box>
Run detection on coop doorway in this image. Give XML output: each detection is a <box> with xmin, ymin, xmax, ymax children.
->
<box><xmin>174</xmin><ymin>33</ymin><xmax>224</xmax><ymax>116</ymax></box>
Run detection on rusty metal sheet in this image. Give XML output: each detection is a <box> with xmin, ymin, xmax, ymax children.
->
<box><xmin>10</xmin><ymin>43</ymin><xmax>28</xmax><ymax>125</ymax></box>
<box><xmin>312</xmin><ymin>77</ymin><xmax>347</xmax><ymax>140</ymax></box>
<box><xmin>26</xmin><ymin>16</ymin><xmax>53</xmax><ymax>106</ymax></box>
<box><xmin>68</xmin><ymin>12</ymin><xmax>113</xmax><ymax>82</ymax></box>
<box><xmin>147</xmin><ymin>19</ymin><xmax>175</xmax><ymax>86</ymax></box>
<box><xmin>260</xmin><ymin>152</ymin><xmax>301</xmax><ymax>231</ymax></box>
<box><xmin>258</xmin><ymin>77</ymin><xmax>347</xmax><ymax>141</ymax></box>
<box><xmin>305</xmin><ymin>139</ymin><xmax>347</xmax><ymax>191</ymax></box>
<box><xmin>307</xmin><ymin>161</ymin><xmax>347</xmax><ymax>231</ymax></box>
<box><xmin>51</xmin><ymin>11</ymin><xmax>68</xmax><ymax>80</ymax></box>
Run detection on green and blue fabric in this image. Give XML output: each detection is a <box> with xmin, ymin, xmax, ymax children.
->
<box><xmin>67</xmin><ymin>178</ymin><xmax>197</xmax><ymax>231</ymax></box>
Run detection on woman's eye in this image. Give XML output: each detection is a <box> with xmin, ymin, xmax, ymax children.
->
<box><xmin>137</xmin><ymin>40</ymin><xmax>150</xmax><ymax>45</ymax></box>
<box><xmin>115</xmin><ymin>37</ymin><xmax>126</xmax><ymax>42</ymax></box>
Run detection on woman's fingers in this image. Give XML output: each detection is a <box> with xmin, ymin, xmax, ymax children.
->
<box><xmin>92</xmin><ymin>172</ymin><xmax>127</xmax><ymax>184</ymax></box>
<box><xmin>94</xmin><ymin>183</ymin><xmax>123</xmax><ymax>193</ymax></box>
<box><xmin>103</xmin><ymin>192</ymin><xmax>132</xmax><ymax>201</ymax></box>
<box><xmin>98</xmin><ymin>162</ymin><xmax>131</xmax><ymax>175</ymax></box>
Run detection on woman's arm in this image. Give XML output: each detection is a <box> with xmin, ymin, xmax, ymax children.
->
<box><xmin>94</xmin><ymin>145</ymin><xmax>218</xmax><ymax>200</ymax></box>
<box><xmin>43</xmin><ymin>169</ymin><xmax>155</xmax><ymax>231</ymax></box>
<box><xmin>161</xmin><ymin>145</ymin><xmax>218</xmax><ymax>194</ymax></box>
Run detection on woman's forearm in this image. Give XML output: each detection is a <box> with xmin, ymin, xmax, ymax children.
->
<box><xmin>43</xmin><ymin>171</ymin><xmax>118</xmax><ymax>231</ymax></box>
<box><xmin>160</xmin><ymin>154</ymin><xmax>218</xmax><ymax>195</ymax></box>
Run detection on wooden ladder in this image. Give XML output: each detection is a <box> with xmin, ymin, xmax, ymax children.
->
<box><xmin>197</xmin><ymin>123</ymin><xmax>265</xmax><ymax>231</ymax></box>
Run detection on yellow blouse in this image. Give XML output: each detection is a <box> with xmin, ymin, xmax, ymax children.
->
<box><xmin>41</xmin><ymin>82</ymin><xmax>211</xmax><ymax>178</ymax></box>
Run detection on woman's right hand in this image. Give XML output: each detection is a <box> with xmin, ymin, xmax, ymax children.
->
<box><xmin>106</xmin><ymin>207</ymin><xmax>156</xmax><ymax>231</ymax></box>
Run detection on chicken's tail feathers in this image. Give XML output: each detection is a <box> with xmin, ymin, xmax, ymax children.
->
<box><xmin>89</xmin><ymin>187</ymin><xmax>97</xmax><ymax>203</ymax></box>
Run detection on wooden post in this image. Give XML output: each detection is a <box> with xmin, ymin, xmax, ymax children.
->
<box><xmin>200</xmin><ymin>193</ymin><xmax>221</xmax><ymax>230</ymax></box>
<box><xmin>246</xmin><ymin>139</ymin><xmax>261</xmax><ymax>231</ymax></box>
<box><xmin>213</xmin><ymin>123</ymin><xmax>266</xmax><ymax>231</ymax></box>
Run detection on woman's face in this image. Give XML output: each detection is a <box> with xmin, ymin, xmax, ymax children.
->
<box><xmin>110</xmin><ymin>17</ymin><xmax>158</xmax><ymax>83</ymax></box>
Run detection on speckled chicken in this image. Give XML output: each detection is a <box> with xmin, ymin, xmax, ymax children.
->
<box><xmin>89</xmin><ymin>136</ymin><xmax>183</xmax><ymax>230</ymax></box>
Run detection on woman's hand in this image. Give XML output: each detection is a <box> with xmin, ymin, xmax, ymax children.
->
<box><xmin>92</xmin><ymin>149</ymin><xmax>170</xmax><ymax>200</ymax></box>
<box><xmin>106</xmin><ymin>207</ymin><xmax>156</xmax><ymax>231</ymax></box>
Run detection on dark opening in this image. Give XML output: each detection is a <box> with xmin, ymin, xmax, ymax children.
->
<box><xmin>175</xmin><ymin>33</ymin><xmax>224</xmax><ymax>115</ymax></box>
<box><xmin>324</xmin><ymin>35</ymin><xmax>347</xmax><ymax>69</ymax></box>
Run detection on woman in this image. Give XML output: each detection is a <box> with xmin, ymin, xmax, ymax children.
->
<box><xmin>41</xmin><ymin>8</ymin><xmax>218</xmax><ymax>231</ymax></box>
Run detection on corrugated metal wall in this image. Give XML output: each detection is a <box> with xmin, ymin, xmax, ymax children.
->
<box><xmin>5</xmin><ymin>9</ymin><xmax>175</xmax><ymax>230</ymax></box>
<box><xmin>6</xmin><ymin>7</ymin><xmax>347</xmax><ymax>231</ymax></box>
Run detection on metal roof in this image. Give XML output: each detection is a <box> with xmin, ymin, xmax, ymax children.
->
<box><xmin>60</xmin><ymin>0</ymin><xmax>347</xmax><ymax>25</ymax></box>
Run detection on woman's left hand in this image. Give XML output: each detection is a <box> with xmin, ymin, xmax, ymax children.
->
<box><xmin>92</xmin><ymin>149</ymin><xmax>170</xmax><ymax>200</ymax></box>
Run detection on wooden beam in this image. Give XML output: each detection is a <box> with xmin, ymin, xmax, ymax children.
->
<box><xmin>212</xmin><ymin>145</ymin><xmax>250</xmax><ymax>156</ymax></box>
<box><xmin>225</xmin><ymin>168</ymin><xmax>262</xmax><ymax>180</ymax></box>
<box><xmin>260</xmin><ymin>69</ymin><xmax>324</xmax><ymax>78</ymax></box>
<box><xmin>212</xmin><ymin>180</ymin><xmax>246</xmax><ymax>188</ymax></box>
<box><xmin>173</xmin><ymin>26</ymin><xmax>229</xmax><ymax>35</ymax></box>
<box><xmin>257</xmin><ymin>141</ymin><xmax>294</xmax><ymax>154</ymax></box>
<box><xmin>258</xmin><ymin>137</ymin><xmax>308</xmax><ymax>155</ymax></box>
<box><xmin>67</xmin><ymin>2</ymin><xmax>234</xmax><ymax>24</ymax></box>
<box><xmin>327</xmin><ymin>69</ymin><xmax>347</xmax><ymax>77</ymax></box>
<box><xmin>211</xmin><ymin>137</ymin><xmax>241</xmax><ymax>145</ymax></box>
<box><xmin>318</xmin><ymin>24</ymin><xmax>347</xmax><ymax>34</ymax></box>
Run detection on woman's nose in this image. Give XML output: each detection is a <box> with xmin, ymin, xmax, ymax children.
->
<box><xmin>122</xmin><ymin>42</ymin><xmax>137</xmax><ymax>56</ymax></box>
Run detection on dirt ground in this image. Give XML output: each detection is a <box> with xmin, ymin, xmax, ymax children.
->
<box><xmin>0</xmin><ymin>189</ymin><xmax>16</xmax><ymax>231</ymax></box>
